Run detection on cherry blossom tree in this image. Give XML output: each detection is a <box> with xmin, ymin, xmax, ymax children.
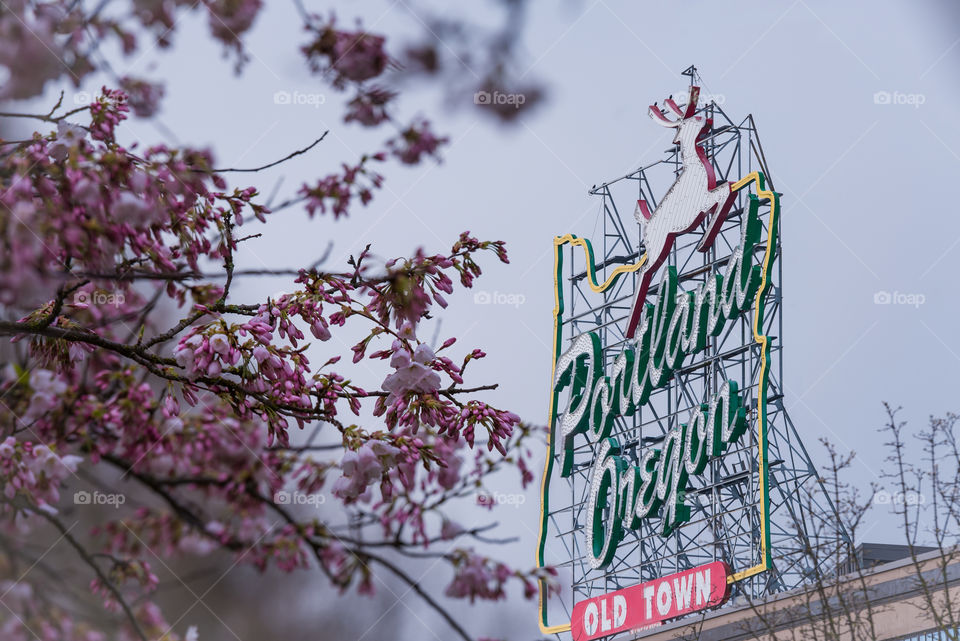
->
<box><xmin>0</xmin><ymin>2</ymin><xmax>554</xmax><ymax>640</ymax></box>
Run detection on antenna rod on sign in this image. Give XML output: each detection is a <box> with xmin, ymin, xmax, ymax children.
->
<box><xmin>681</xmin><ymin>64</ymin><xmax>698</xmax><ymax>87</ymax></box>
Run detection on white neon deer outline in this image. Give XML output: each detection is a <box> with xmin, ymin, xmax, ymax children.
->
<box><xmin>625</xmin><ymin>86</ymin><xmax>736</xmax><ymax>339</ymax></box>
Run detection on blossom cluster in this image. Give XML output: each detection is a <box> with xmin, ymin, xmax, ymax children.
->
<box><xmin>299</xmin><ymin>153</ymin><xmax>385</xmax><ymax>219</ymax></box>
<box><xmin>0</xmin><ymin>435</ymin><xmax>82</xmax><ymax>513</ymax></box>
<box><xmin>445</xmin><ymin>550</ymin><xmax>559</xmax><ymax>603</ymax></box>
<box><xmin>0</xmin><ymin>90</ymin><xmax>265</xmax><ymax>311</ymax></box>
<box><xmin>0</xmin><ymin>0</ymin><xmax>269</xmax><ymax>102</ymax></box>
<box><xmin>301</xmin><ymin>16</ymin><xmax>393</xmax><ymax>87</ymax></box>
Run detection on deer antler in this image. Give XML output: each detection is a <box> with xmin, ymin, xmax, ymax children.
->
<box><xmin>648</xmin><ymin>86</ymin><xmax>701</xmax><ymax>127</ymax></box>
<box><xmin>648</xmin><ymin>102</ymin><xmax>680</xmax><ymax>127</ymax></box>
<box><xmin>664</xmin><ymin>98</ymin><xmax>685</xmax><ymax>117</ymax></box>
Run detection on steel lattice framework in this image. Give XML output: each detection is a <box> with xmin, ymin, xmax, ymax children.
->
<box><xmin>539</xmin><ymin>76</ymin><xmax>850</xmax><ymax>635</ymax></box>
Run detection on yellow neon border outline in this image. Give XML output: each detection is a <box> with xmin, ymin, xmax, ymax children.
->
<box><xmin>536</xmin><ymin>171</ymin><xmax>778</xmax><ymax>634</ymax></box>
<box><xmin>552</xmin><ymin>236</ymin><xmax>647</xmax><ymax>293</ymax></box>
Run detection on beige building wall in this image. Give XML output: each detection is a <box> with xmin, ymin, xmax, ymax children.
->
<box><xmin>632</xmin><ymin>549</ymin><xmax>960</xmax><ymax>641</ymax></box>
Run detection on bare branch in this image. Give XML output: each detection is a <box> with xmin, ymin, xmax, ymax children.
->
<box><xmin>32</xmin><ymin>508</ymin><xmax>149</xmax><ymax>641</ymax></box>
<box><xmin>204</xmin><ymin>132</ymin><xmax>329</xmax><ymax>173</ymax></box>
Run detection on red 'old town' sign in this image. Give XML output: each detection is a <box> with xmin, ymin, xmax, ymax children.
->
<box><xmin>570</xmin><ymin>561</ymin><xmax>732</xmax><ymax>640</ymax></box>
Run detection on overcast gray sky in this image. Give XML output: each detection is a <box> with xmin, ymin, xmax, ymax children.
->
<box><xmin>18</xmin><ymin>1</ymin><xmax>960</xmax><ymax>638</ymax></box>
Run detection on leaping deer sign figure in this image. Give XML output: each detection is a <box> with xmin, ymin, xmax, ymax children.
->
<box><xmin>625</xmin><ymin>85</ymin><xmax>736</xmax><ymax>339</ymax></box>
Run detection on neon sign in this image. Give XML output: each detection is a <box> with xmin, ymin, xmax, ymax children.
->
<box><xmin>536</xmin><ymin>84</ymin><xmax>781</xmax><ymax>636</ymax></box>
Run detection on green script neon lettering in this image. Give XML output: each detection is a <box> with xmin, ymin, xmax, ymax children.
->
<box><xmin>552</xmin><ymin>200</ymin><xmax>765</xmax><ymax>568</ymax></box>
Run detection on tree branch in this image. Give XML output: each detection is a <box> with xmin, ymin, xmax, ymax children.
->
<box><xmin>31</xmin><ymin>508</ymin><xmax>149</xmax><ymax>641</ymax></box>
<box><xmin>362</xmin><ymin>550</ymin><xmax>474</xmax><ymax>641</ymax></box>
<box><xmin>205</xmin><ymin>132</ymin><xmax>329</xmax><ymax>173</ymax></box>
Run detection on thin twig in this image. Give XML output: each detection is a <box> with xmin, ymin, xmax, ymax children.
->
<box><xmin>205</xmin><ymin>132</ymin><xmax>329</xmax><ymax>173</ymax></box>
<box><xmin>32</xmin><ymin>509</ymin><xmax>149</xmax><ymax>641</ymax></box>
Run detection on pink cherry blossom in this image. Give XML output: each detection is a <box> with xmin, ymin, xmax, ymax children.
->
<box><xmin>0</xmin><ymin>5</ymin><xmax>75</xmax><ymax>100</ymax></box>
<box><xmin>331</xmin><ymin>441</ymin><xmax>400</xmax><ymax>502</ymax></box>
<box><xmin>119</xmin><ymin>76</ymin><xmax>166</xmax><ymax>117</ymax></box>
<box><xmin>302</xmin><ymin>18</ymin><xmax>392</xmax><ymax>87</ymax></box>
<box><xmin>382</xmin><ymin>342</ymin><xmax>442</xmax><ymax>405</ymax></box>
